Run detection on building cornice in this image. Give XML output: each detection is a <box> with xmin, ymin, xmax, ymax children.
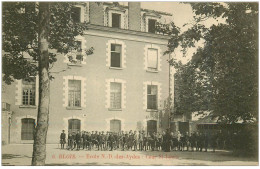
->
<box><xmin>86</xmin><ymin>24</ymin><xmax>171</xmax><ymax>41</ymax></box>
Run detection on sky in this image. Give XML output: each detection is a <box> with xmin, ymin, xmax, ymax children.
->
<box><xmin>141</xmin><ymin>2</ymin><xmax>194</xmax><ymax>29</ymax></box>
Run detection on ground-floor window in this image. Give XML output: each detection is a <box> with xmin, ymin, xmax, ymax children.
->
<box><xmin>68</xmin><ymin>119</ymin><xmax>81</xmax><ymax>134</ymax></box>
<box><xmin>147</xmin><ymin>120</ymin><xmax>157</xmax><ymax>135</ymax></box>
<box><xmin>110</xmin><ymin>119</ymin><xmax>121</xmax><ymax>133</ymax></box>
<box><xmin>21</xmin><ymin>118</ymin><xmax>35</xmax><ymax>140</ymax></box>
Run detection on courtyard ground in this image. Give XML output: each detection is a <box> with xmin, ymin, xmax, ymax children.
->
<box><xmin>1</xmin><ymin>144</ymin><xmax>258</xmax><ymax>166</ymax></box>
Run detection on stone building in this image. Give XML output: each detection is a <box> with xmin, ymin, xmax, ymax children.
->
<box><xmin>2</xmin><ymin>2</ymin><xmax>175</xmax><ymax>144</ymax></box>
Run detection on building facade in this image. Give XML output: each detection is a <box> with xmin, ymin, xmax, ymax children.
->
<box><xmin>2</xmin><ymin>2</ymin><xmax>175</xmax><ymax>144</ymax></box>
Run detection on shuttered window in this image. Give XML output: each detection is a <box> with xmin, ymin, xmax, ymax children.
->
<box><xmin>147</xmin><ymin>48</ymin><xmax>158</xmax><ymax>71</ymax></box>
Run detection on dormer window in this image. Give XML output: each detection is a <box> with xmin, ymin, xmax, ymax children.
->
<box><xmin>105</xmin><ymin>5</ymin><xmax>127</xmax><ymax>29</ymax></box>
<box><xmin>112</xmin><ymin>13</ymin><xmax>121</xmax><ymax>28</ymax></box>
<box><xmin>142</xmin><ymin>12</ymin><xmax>161</xmax><ymax>33</ymax></box>
<box><xmin>71</xmin><ymin>7</ymin><xmax>81</xmax><ymax>23</ymax></box>
<box><xmin>71</xmin><ymin>5</ymin><xmax>85</xmax><ymax>23</ymax></box>
<box><xmin>148</xmin><ymin>19</ymin><xmax>156</xmax><ymax>33</ymax></box>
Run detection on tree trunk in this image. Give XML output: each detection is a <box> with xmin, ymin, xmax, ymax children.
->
<box><xmin>31</xmin><ymin>2</ymin><xmax>50</xmax><ymax>166</ymax></box>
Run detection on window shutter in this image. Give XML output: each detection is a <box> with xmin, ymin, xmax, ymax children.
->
<box><xmin>147</xmin><ymin>49</ymin><xmax>158</xmax><ymax>70</ymax></box>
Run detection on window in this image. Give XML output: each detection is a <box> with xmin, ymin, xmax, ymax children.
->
<box><xmin>22</xmin><ymin>78</ymin><xmax>36</xmax><ymax>106</ymax></box>
<box><xmin>110</xmin><ymin>82</ymin><xmax>122</xmax><ymax>109</ymax></box>
<box><xmin>147</xmin><ymin>120</ymin><xmax>157</xmax><ymax>135</ymax></box>
<box><xmin>148</xmin><ymin>19</ymin><xmax>156</xmax><ymax>33</ymax></box>
<box><xmin>147</xmin><ymin>85</ymin><xmax>158</xmax><ymax>110</ymax></box>
<box><xmin>68</xmin><ymin>80</ymin><xmax>81</xmax><ymax>107</ymax></box>
<box><xmin>112</xmin><ymin>13</ymin><xmax>121</xmax><ymax>28</ymax></box>
<box><xmin>71</xmin><ymin>7</ymin><xmax>81</xmax><ymax>23</ymax></box>
<box><xmin>147</xmin><ymin>48</ymin><xmax>158</xmax><ymax>71</ymax></box>
<box><xmin>21</xmin><ymin>118</ymin><xmax>35</xmax><ymax>140</ymax></box>
<box><xmin>110</xmin><ymin>44</ymin><xmax>122</xmax><ymax>68</ymax></box>
<box><xmin>68</xmin><ymin>119</ymin><xmax>81</xmax><ymax>134</ymax></box>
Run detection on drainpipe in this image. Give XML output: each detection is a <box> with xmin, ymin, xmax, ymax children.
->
<box><xmin>168</xmin><ymin>53</ymin><xmax>172</xmax><ymax>129</ymax></box>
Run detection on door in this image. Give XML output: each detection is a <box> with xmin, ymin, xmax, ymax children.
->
<box><xmin>68</xmin><ymin>119</ymin><xmax>81</xmax><ymax>134</ymax></box>
<box><xmin>110</xmin><ymin>119</ymin><xmax>121</xmax><ymax>133</ymax></box>
<box><xmin>170</xmin><ymin>121</ymin><xmax>177</xmax><ymax>133</ymax></box>
<box><xmin>178</xmin><ymin>121</ymin><xmax>189</xmax><ymax>135</ymax></box>
<box><xmin>147</xmin><ymin>120</ymin><xmax>157</xmax><ymax>135</ymax></box>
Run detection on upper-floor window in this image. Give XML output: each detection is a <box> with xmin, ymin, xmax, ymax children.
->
<box><xmin>112</xmin><ymin>13</ymin><xmax>121</xmax><ymax>28</ymax></box>
<box><xmin>110</xmin><ymin>82</ymin><xmax>122</xmax><ymax>109</ymax></box>
<box><xmin>111</xmin><ymin>44</ymin><xmax>122</xmax><ymax>68</ymax></box>
<box><xmin>22</xmin><ymin>78</ymin><xmax>36</xmax><ymax>106</ymax></box>
<box><xmin>147</xmin><ymin>48</ymin><xmax>158</xmax><ymax>71</ymax></box>
<box><xmin>147</xmin><ymin>85</ymin><xmax>158</xmax><ymax>110</ymax></box>
<box><xmin>148</xmin><ymin>19</ymin><xmax>156</xmax><ymax>33</ymax></box>
<box><xmin>65</xmin><ymin>36</ymin><xmax>87</xmax><ymax>65</ymax></box>
<box><xmin>75</xmin><ymin>41</ymin><xmax>83</xmax><ymax>64</ymax></box>
<box><xmin>68</xmin><ymin>80</ymin><xmax>81</xmax><ymax>107</ymax></box>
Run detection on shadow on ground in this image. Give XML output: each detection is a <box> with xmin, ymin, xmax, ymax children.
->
<box><xmin>139</xmin><ymin>150</ymin><xmax>258</xmax><ymax>162</ymax></box>
<box><xmin>2</xmin><ymin>154</ymin><xmax>31</xmax><ymax>160</ymax></box>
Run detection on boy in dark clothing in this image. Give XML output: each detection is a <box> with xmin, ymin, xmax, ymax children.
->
<box><xmin>60</xmin><ymin>130</ymin><xmax>66</xmax><ymax>149</ymax></box>
<box><xmin>75</xmin><ymin>131</ymin><xmax>81</xmax><ymax>150</ymax></box>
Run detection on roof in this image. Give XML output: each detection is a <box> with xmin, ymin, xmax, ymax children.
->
<box><xmin>192</xmin><ymin>111</ymin><xmax>218</xmax><ymax>124</ymax></box>
<box><xmin>103</xmin><ymin>2</ymin><xmax>172</xmax><ymax>16</ymax></box>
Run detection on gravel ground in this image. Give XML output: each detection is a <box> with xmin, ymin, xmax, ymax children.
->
<box><xmin>1</xmin><ymin>144</ymin><xmax>258</xmax><ymax>166</ymax></box>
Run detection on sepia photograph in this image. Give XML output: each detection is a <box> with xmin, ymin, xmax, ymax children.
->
<box><xmin>1</xmin><ymin>1</ymin><xmax>259</xmax><ymax>166</ymax></box>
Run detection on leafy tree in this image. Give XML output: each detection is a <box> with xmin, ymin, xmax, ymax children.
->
<box><xmin>173</xmin><ymin>60</ymin><xmax>212</xmax><ymax>117</ymax></box>
<box><xmin>2</xmin><ymin>2</ymin><xmax>92</xmax><ymax>165</ymax></box>
<box><xmin>166</xmin><ymin>2</ymin><xmax>258</xmax><ymax>124</ymax></box>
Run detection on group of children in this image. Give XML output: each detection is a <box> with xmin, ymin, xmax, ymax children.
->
<box><xmin>60</xmin><ymin>129</ymin><xmax>219</xmax><ymax>152</ymax></box>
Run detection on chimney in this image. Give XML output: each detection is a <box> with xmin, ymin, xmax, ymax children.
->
<box><xmin>89</xmin><ymin>2</ymin><xmax>104</xmax><ymax>26</ymax></box>
<box><xmin>128</xmin><ymin>2</ymin><xmax>141</xmax><ymax>31</ymax></box>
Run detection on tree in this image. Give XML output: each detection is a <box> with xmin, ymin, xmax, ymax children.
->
<box><xmin>173</xmin><ymin>60</ymin><xmax>212</xmax><ymax>117</ymax></box>
<box><xmin>2</xmin><ymin>2</ymin><xmax>91</xmax><ymax>165</ymax></box>
<box><xmin>166</xmin><ymin>2</ymin><xmax>258</xmax><ymax>124</ymax></box>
